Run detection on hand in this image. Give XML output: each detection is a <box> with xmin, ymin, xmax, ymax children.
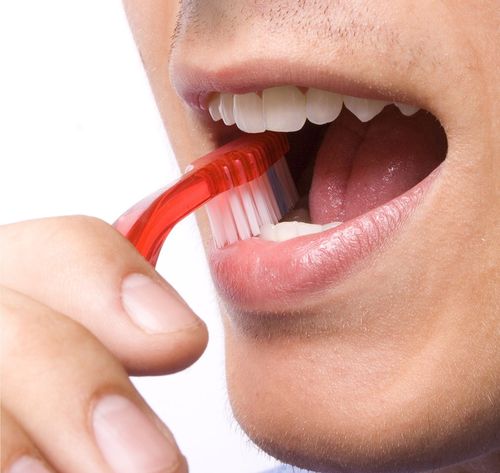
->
<box><xmin>0</xmin><ymin>216</ymin><xmax>208</xmax><ymax>473</ymax></box>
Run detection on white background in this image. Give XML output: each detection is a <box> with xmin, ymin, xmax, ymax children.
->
<box><xmin>0</xmin><ymin>1</ymin><xmax>279</xmax><ymax>472</ymax></box>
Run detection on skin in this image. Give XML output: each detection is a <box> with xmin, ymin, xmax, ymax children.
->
<box><xmin>124</xmin><ymin>1</ymin><xmax>500</xmax><ymax>472</ymax></box>
<box><xmin>1</xmin><ymin>1</ymin><xmax>498</xmax><ymax>473</ymax></box>
<box><xmin>1</xmin><ymin>217</ymin><xmax>203</xmax><ymax>472</ymax></box>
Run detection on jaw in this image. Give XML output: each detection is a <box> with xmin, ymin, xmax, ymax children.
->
<box><xmin>124</xmin><ymin>0</ymin><xmax>500</xmax><ymax>471</ymax></box>
<box><xmin>226</xmin><ymin>323</ymin><xmax>500</xmax><ymax>473</ymax></box>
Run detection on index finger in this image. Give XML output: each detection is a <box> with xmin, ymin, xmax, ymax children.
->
<box><xmin>0</xmin><ymin>216</ymin><xmax>208</xmax><ymax>375</ymax></box>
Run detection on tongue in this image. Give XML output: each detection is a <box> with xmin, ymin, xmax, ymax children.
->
<box><xmin>309</xmin><ymin>106</ymin><xmax>446</xmax><ymax>223</ymax></box>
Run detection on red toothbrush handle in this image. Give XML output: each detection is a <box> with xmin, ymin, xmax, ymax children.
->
<box><xmin>114</xmin><ymin>173</ymin><xmax>213</xmax><ymax>266</ymax></box>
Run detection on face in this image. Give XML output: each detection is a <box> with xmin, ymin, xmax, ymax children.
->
<box><xmin>123</xmin><ymin>1</ymin><xmax>499</xmax><ymax>472</ymax></box>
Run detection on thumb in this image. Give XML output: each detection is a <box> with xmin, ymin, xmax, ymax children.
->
<box><xmin>0</xmin><ymin>215</ymin><xmax>208</xmax><ymax>375</ymax></box>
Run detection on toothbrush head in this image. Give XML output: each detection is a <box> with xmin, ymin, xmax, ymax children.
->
<box><xmin>114</xmin><ymin>132</ymin><xmax>297</xmax><ymax>266</ymax></box>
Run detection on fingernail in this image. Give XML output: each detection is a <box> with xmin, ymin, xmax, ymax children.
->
<box><xmin>93</xmin><ymin>395</ymin><xmax>180</xmax><ymax>473</ymax></box>
<box><xmin>121</xmin><ymin>273</ymin><xmax>199</xmax><ymax>333</ymax></box>
<box><xmin>9</xmin><ymin>456</ymin><xmax>51</xmax><ymax>473</ymax></box>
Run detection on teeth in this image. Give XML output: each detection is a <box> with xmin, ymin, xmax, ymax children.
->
<box><xmin>208</xmin><ymin>95</ymin><xmax>222</xmax><ymax>121</ymax></box>
<box><xmin>395</xmin><ymin>102</ymin><xmax>419</xmax><ymax>117</ymax></box>
<box><xmin>260</xmin><ymin>223</ymin><xmax>277</xmax><ymax>241</ymax></box>
<box><xmin>233</xmin><ymin>92</ymin><xmax>266</xmax><ymax>133</ymax></box>
<box><xmin>322</xmin><ymin>221</ymin><xmax>343</xmax><ymax>230</ymax></box>
<box><xmin>207</xmin><ymin>88</ymin><xmax>420</xmax><ymax>132</ymax></box>
<box><xmin>306</xmin><ymin>88</ymin><xmax>343</xmax><ymax>125</ymax></box>
<box><xmin>219</xmin><ymin>93</ymin><xmax>236</xmax><ymax>126</ymax></box>
<box><xmin>274</xmin><ymin>221</ymin><xmax>301</xmax><ymax>242</ymax></box>
<box><xmin>296</xmin><ymin>222</ymin><xmax>323</xmax><ymax>237</ymax></box>
<box><xmin>343</xmin><ymin>96</ymin><xmax>388</xmax><ymax>122</ymax></box>
<box><xmin>259</xmin><ymin>221</ymin><xmax>343</xmax><ymax>242</ymax></box>
<box><xmin>262</xmin><ymin>86</ymin><xmax>306</xmax><ymax>132</ymax></box>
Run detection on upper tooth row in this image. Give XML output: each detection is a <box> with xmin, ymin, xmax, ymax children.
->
<box><xmin>208</xmin><ymin>86</ymin><xmax>419</xmax><ymax>133</ymax></box>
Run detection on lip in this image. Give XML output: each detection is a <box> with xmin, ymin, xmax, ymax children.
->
<box><xmin>171</xmin><ymin>57</ymin><xmax>429</xmax><ymax>116</ymax></box>
<box><xmin>169</xmin><ymin>43</ymin><xmax>449</xmax><ymax>316</ymax></box>
<box><xmin>209</xmin><ymin>166</ymin><xmax>441</xmax><ymax>313</ymax></box>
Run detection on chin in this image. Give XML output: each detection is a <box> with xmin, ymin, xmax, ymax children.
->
<box><xmin>223</xmin><ymin>294</ymin><xmax>500</xmax><ymax>473</ymax></box>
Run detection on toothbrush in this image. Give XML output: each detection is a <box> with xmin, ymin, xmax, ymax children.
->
<box><xmin>114</xmin><ymin>132</ymin><xmax>298</xmax><ymax>266</ymax></box>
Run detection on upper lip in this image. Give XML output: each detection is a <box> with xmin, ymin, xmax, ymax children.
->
<box><xmin>170</xmin><ymin>56</ymin><xmax>432</xmax><ymax>117</ymax></box>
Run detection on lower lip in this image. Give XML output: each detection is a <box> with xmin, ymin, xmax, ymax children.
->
<box><xmin>208</xmin><ymin>166</ymin><xmax>441</xmax><ymax>312</ymax></box>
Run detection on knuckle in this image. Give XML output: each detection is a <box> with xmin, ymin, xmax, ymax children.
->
<box><xmin>0</xmin><ymin>215</ymin><xmax>140</xmax><ymax>278</ymax></box>
<box><xmin>0</xmin><ymin>287</ymin><xmax>100</xmax><ymax>364</ymax></box>
<box><xmin>0</xmin><ymin>290</ymin><xmax>123</xmax><ymax>404</ymax></box>
<box><xmin>1</xmin><ymin>215</ymin><xmax>120</xmax><ymax>258</ymax></box>
<box><xmin>45</xmin><ymin>215</ymin><xmax>127</xmax><ymax>266</ymax></box>
<box><xmin>51</xmin><ymin>215</ymin><xmax>113</xmax><ymax>242</ymax></box>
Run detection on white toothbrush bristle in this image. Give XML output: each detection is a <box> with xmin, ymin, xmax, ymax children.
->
<box><xmin>205</xmin><ymin>156</ymin><xmax>299</xmax><ymax>248</ymax></box>
<box><xmin>228</xmin><ymin>187</ymin><xmax>252</xmax><ymax>241</ymax></box>
<box><xmin>219</xmin><ymin>193</ymin><xmax>239</xmax><ymax>247</ymax></box>
<box><xmin>238</xmin><ymin>184</ymin><xmax>261</xmax><ymax>236</ymax></box>
<box><xmin>205</xmin><ymin>195</ymin><xmax>225</xmax><ymax>248</ymax></box>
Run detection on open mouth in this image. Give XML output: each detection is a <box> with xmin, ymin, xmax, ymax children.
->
<box><xmin>192</xmin><ymin>85</ymin><xmax>447</xmax><ymax>311</ymax></box>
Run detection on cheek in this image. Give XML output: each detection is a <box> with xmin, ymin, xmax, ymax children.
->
<box><xmin>123</xmin><ymin>0</ymin><xmax>212</xmax><ymax>165</ymax></box>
